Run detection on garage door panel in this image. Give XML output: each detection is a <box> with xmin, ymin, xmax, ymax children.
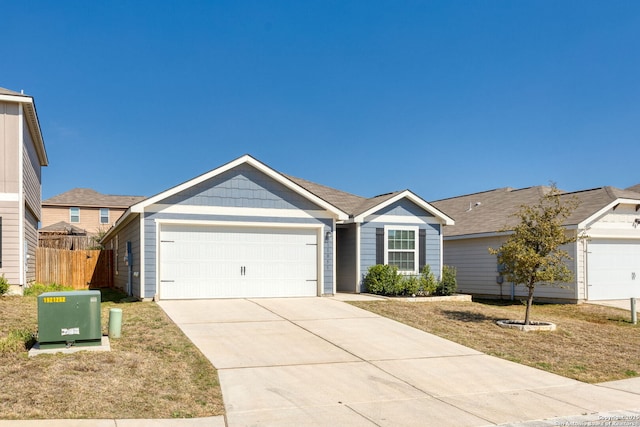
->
<box><xmin>159</xmin><ymin>225</ymin><xmax>319</xmax><ymax>299</ymax></box>
<box><xmin>588</xmin><ymin>239</ymin><xmax>640</xmax><ymax>300</ymax></box>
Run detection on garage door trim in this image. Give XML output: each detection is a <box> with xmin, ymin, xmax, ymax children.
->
<box><xmin>155</xmin><ymin>219</ymin><xmax>325</xmax><ymax>299</ymax></box>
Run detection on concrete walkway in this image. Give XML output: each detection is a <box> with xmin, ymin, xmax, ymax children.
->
<box><xmin>157</xmin><ymin>296</ymin><xmax>640</xmax><ymax>426</ymax></box>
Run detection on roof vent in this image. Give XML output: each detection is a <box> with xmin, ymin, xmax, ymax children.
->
<box><xmin>466</xmin><ymin>202</ymin><xmax>482</xmax><ymax>212</ymax></box>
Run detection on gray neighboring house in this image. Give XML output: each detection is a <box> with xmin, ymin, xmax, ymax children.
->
<box><xmin>101</xmin><ymin>154</ymin><xmax>453</xmax><ymax>300</ymax></box>
<box><xmin>0</xmin><ymin>87</ymin><xmax>48</xmax><ymax>292</ymax></box>
<box><xmin>432</xmin><ymin>185</ymin><xmax>640</xmax><ymax>302</ymax></box>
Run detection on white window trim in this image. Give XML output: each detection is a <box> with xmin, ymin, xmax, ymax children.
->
<box><xmin>70</xmin><ymin>207</ymin><xmax>80</xmax><ymax>223</ymax></box>
<box><xmin>100</xmin><ymin>208</ymin><xmax>110</xmax><ymax>224</ymax></box>
<box><xmin>383</xmin><ymin>225</ymin><xmax>419</xmax><ymax>274</ymax></box>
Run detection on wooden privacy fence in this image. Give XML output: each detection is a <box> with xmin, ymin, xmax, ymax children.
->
<box><xmin>36</xmin><ymin>248</ymin><xmax>113</xmax><ymax>289</ymax></box>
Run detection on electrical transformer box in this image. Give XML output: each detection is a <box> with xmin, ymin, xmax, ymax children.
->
<box><xmin>37</xmin><ymin>290</ymin><xmax>102</xmax><ymax>349</ymax></box>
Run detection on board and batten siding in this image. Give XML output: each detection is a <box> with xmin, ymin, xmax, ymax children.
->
<box><xmin>444</xmin><ymin>236</ymin><xmax>579</xmax><ymax>301</ymax></box>
<box><xmin>0</xmin><ymin>102</ymin><xmax>20</xmax><ymax>193</ymax></box>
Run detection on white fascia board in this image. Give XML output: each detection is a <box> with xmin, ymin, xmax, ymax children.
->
<box><xmin>577</xmin><ymin>198</ymin><xmax>640</xmax><ymax>229</ymax></box>
<box><xmin>354</xmin><ymin>190</ymin><xmax>455</xmax><ymax>225</ymax></box>
<box><xmin>0</xmin><ymin>94</ymin><xmax>32</xmax><ymax>103</ymax></box>
<box><xmin>443</xmin><ymin>230</ymin><xmax>514</xmax><ymax>241</ymax></box>
<box><xmin>444</xmin><ymin>224</ymin><xmax>580</xmax><ymax>241</ymax></box>
<box><xmin>147</xmin><ymin>204</ymin><xmax>335</xmax><ymax>219</ymax></box>
<box><xmin>155</xmin><ymin>218</ymin><xmax>324</xmax><ymax>230</ymax></box>
<box><xmin>131</xmin><ymin>155</ymin><xmax>348</xmax><ymax>220</ymax></box>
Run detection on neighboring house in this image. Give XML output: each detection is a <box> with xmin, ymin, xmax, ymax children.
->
<box><xmin>432</xmin><ymin>186</ymin><xmax>640</xmax><ymax>302</ymax></box>
<box><xmin>101</xmin><ymin>154</ymin><xmax>453</xmax><ymax>300</ymax></box>
<box><xmin>0</xmin><ymin>87</ymin><xmax>48</xmax><ymax>291</ymax></box>
<box><xmin>41</xmin><ymin>188</ymin><xmax>145</xmax><ymax>236</ymax></box>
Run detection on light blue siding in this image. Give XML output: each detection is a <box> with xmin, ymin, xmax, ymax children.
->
<box><xmin>358</xmin><ymin>199</ymin><xmax>443</xmax><ymax>292</ymax></box>
<box><xmin>140</xmin><ymin>164</ymin><xmax>334</xmax><ymax>299</ymax></box>
<box><xmin>163</xmin><ymin>164</ymin><xmax>323</xmax><ymax>212</ymax></box>
<box><xmin>102</xmin><ymin>215</ymin><xmax>141</xmax><ymax>297</ymax></box>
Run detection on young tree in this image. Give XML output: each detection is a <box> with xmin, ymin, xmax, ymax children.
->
<box><xmin>489</xmin><ymin>185</ymin><xmax>582</xmax><ymax>325</ymax></box>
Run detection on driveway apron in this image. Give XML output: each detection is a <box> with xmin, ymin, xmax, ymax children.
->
<box><xmin>159</xmin><ymin>298</ymin><xmax>640</xmax><ymax>427</ymax></box>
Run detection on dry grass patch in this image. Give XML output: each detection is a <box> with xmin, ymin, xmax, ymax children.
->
<box><xmin>0</xmin><ymin>289</ymin><xmax>224</xmax><ymax>420</ymax></box>
<box><xmin>350</xmin><ymin>299</ymin><xmax>640</xmax><ymax>383</ymax></box>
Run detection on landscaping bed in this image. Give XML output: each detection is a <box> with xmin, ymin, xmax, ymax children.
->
<box><xmin>0</xmin><ymin>289</ymin><xmax>224</xmax><ymax>420</ymax></box>
<box><xmin>350</xmin><ymin>299</ymin><xmax>640</xmax><ymax>383</ymax></box>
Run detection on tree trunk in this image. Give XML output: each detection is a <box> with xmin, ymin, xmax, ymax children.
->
<box><xmin>524</xmin><ymin>282</ymin><xmax>535</xmax><ymax>325</ymax></box>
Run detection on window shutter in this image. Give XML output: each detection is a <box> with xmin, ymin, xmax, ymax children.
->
<box><xmin>375</xmin><ymin>228</ymin><xmax>384</xmax><ymax>265</ymax></box>
<box><xmin>419</xmin><ymin>228</ymin><xmax>426</xmax><ymax>272</ymax></box>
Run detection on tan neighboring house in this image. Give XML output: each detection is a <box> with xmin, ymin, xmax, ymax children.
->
<box><xmin>432</xmin><ymin>185</ymin><xmax>640</xmax><ymax>302</ymax></box>
<box><xmin>0</xmin><ymin>87</ymin><xmax>48</xmax><ymax>292</ymax></box>
<box><xmin>41</xmin><ymin>188</ymin><xmax>145</xmax><ymax>236</ymax></box>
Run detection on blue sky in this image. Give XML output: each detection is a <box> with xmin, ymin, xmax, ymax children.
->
<box><xmin>2</xmin><ymin>1</ymin><xmax>639</xmax><ymax>202</ymax></box>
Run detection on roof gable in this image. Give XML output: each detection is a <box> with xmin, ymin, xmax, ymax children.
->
<box><xmin>132</xmin><ymin>155</ymin><xmax>349</xmax><ymax>220</ymax></box>
<box><xmin>354</xmin><ymin>190</ymin><xmax>455</xmax><ymax>224</ymax></box>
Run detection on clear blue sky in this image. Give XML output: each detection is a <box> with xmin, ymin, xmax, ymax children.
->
<box><xmin>2</xmin><ymin>1</ymin><xmax>639</xmax><ymax>202</ymax></box>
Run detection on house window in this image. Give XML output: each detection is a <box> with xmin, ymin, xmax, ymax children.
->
<box><xmin>70</xmin><ymin>207</ymin><xmax>80</xmax><ymax>223</ymax></box>
<box><xmin>100</xmin><ymin>208</ymin><xmax>109</xmax><ymax>224</ymax></box>
<box><xmin>385</xmin><ymin>226</ymin><xmax>418</xmax><ymax>273</ymax></box>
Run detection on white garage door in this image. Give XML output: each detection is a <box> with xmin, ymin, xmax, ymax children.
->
<box><xmin>159</xmin><ymin>224</ymin><xmax>318</xmax><ymax>299</ymax></box>
<box><xmin>587</xmin><ymin>239</ymin><xmax>640</xmax><ymax>300</ymax></box>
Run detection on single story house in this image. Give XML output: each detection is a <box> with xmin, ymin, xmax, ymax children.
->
<box><xmin>431</xmin><ymin>185</ymin><xmax>640</xmax><ymax>302</ymax></box>
<box><xmin>101</xmin><ymin>155</ymin><xmax>453</xmax><ymax>300</ymax></box>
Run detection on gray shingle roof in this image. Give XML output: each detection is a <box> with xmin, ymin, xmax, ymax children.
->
<box><xmin>432</xmin><ymin>186</ymin><xmax>640</xmax><ymax>237</ymax></box>
<box><xmin>626</xmin><ymin>184</ymin><xmax>640</xmax><ymax>194</ymax></box>
<box><xmin>43</xmin><ymin>188</ymin><xmax>145</xmax><ymax>208</ymax></box>
<box><xmin>284</xmin><ymin>174</ymin><xmax>407</xmax><ymax>217</ymax></box>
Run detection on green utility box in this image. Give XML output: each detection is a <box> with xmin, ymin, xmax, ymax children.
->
<box><xmin>37</xmin><ymin>290</ymin><xmax>102</xmax><ymax>349</ymax></box>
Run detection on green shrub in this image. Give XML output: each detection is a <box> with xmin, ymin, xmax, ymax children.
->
<box><xmin>23</xmin><ymin>283</ymin><xmax>74</xmax><ymax>297</ymax></box>
<box><xmin>364</xmin><ymin>264</ymin><xmax>401</xmax><ymax>296</ymax></box>
<box><xmin>402</xmin><ymin>275</ymin><xmax>421</xmax><ymax>296</ymax></box>
<box><xmin>419</xmin><ymin>265</ymin><xmax>438</xmax><ymax>296</ymax></box>
<box><xmin>0</xmin><ymin>275</ymin><xmax>9</xmax><ymax>295</ymax></box>
<box><xmin>436</xmin><ymin>265</ymin><xmax>457</xmax><ymax>296</ymax></box>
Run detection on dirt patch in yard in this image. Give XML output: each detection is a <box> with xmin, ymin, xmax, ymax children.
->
<box><xmin>350</xmin><ymin>299</ymin><xmax>640</xmax><ymax>383</ymax></box>
<box><xmin>0</xmin><ymin>290</ymin><xmax>224</xmax><ymax>420</ymax></box>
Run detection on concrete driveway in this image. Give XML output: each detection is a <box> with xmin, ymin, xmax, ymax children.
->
<box><xmin>159</xmin><ymin>297</ymin><xmax>640</xmax><ymax>427</ymax></box>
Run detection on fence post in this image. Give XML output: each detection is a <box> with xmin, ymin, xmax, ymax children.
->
<box><xmin>631</xmin><ymin>298</ymin><xmax>637</xmax><ymax>325</ymax></box>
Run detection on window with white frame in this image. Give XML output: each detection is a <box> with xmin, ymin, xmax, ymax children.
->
<box><xmin>100</xmin><ymin>208</ymin><xmax>109</xmax><ymax>224</ymax></box>
<box><xmin>70</xmin><ymin>207</ymin><xmax>80</xmax><ymax>223</ymax></box>
<box><xmin>385</xmin><ymin>226</ymin><xmax>418</xmax><ymax>273</ymax></box>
